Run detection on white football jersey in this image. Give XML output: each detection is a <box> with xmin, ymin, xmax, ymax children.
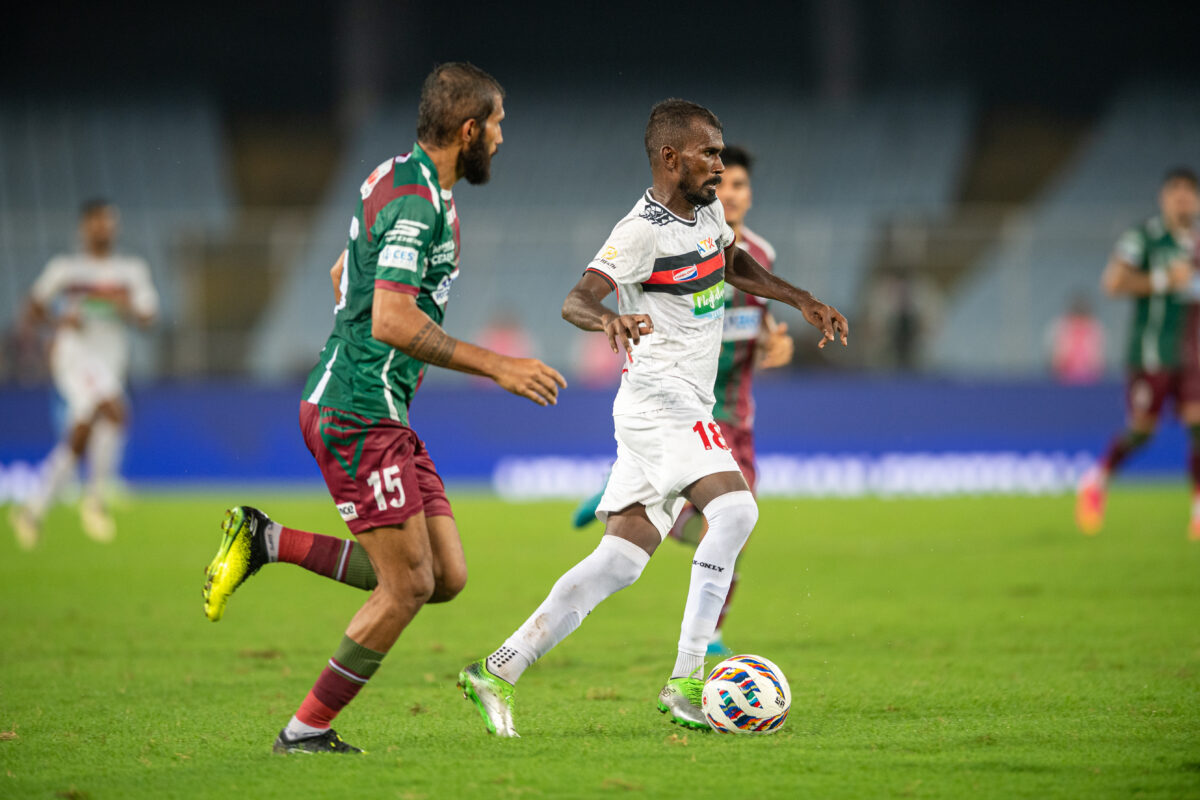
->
<box><xmin>30</xmin><ymin>253</ymin><xmax>159</xmax><ymax>375</ymax></box>
<box><xmin>586</xmin><ymin>190</ymin><xmax>736</xmax><ymax>415</ymax></box>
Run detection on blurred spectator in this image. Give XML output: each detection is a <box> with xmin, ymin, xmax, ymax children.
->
<box><xmin>1046</xmin><ymin>294</ymin><xmax>1106</xmax><ymax>384</ymax></box>
<box><xmin>572</xmin><ymin>332</ymin><xmax>623</xmax><ymax>388</ymax></box>
<box><xmin>473</xmin><ymin>312</ymin><xmax>538</xmax><ymax>386</ymax></box>
<box><xmin>863</xmin><ymin>266</ymin><xmax>943</xmax><ymax>370</ymax></box>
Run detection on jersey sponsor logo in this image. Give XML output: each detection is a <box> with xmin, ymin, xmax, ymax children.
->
<box><xmin>673</xmin><ymin>265</ymin><xmax>699</xmax><ymax>282</ymax></box>
<box><xmin>693</xmin><ymin>280</ymin><xmax>726</xmax><ymax>318</ymax></box>
<box><xmin>430</xmin><ymin>239</ymin><xmax>457</xmax><ymax>266</ymax></box>
<box><xmin>602</xmin><ymin>245</ymin><xmax>619</xmax><ymax>260</ymax></box>
<box><xmin>696</xmin><ymin>237</ymin><xmax>717</xmax><ymax>257</ymax></box>
<box><xmin>337</xmin><ymin>501</ymin><xmax>358</xmax><ymax>521</ymax></box>
<box><xmin>384</xmin><ymin>219</ymin><xmax>430</xmax><ymax>245</ymax></box>
<box><xmin>360</xmin><ymin>158</ymin><xmax>394</xmax><ymax>200</ymax></box>
<box><xmin>379</xmin><ymin>245</ymin><xmax>420</xmax><ymax>271</ymax></box>
<box><xmin>432</xmin><ymin>269</ymin><xmax>459</xmax><ymax>306</ymax></box>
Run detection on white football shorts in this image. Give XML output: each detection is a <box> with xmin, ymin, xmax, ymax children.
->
<box><xmin>596</xmin><ymin>409</ymin><xmax>742</xmax><ymax>538</ymax></box>
<box><xmin>51</xmin><ymin>337</ymin><xmax>125</xmax><ymax>423</ymax></box>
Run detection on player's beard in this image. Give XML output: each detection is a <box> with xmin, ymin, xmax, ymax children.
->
<box><xmin>680</xmin><ymin>165</ymin><xmax>720</xmax><ymax>208</ymax></box>
<box><xmin>460</xmin><ymin>132</ymin><xmax>494</xmax><ymax>185</ymax></box>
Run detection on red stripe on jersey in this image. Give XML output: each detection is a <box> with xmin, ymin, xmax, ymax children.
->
<box><xmin>364</xmin><ymin>181</ymin><xmax>436</xmax><ymax>243</ymax></box>
<box><xmin>643</xmin><ymin>252</ymin><xmax>724</xmax><ymax>285</ymax></box>
<box><xmin>375</xmin><ymin>279</ymin><xmax>419</xmax><ymax>295</ymax></box>
<box><xmin>585</xmin><ymin>267</ymin><xmax>619</xmax><ymax>293</ymax></box>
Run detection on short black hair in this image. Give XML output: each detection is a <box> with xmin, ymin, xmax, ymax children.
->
<box><xmin>416</xmin><ymin>62</ymin><xmax>505</xmax><ymax>147</ymax></box>
<box><xmin>79</xmin><ymin>197</ymin><xmax>114</xmax><ymax>217</ymax></box>
<box><xmin>720</xmin><ymin>145</ymin><xmax>753</xmax><ymax>174</ymax></box>
<box><xmin>1163</xmin><ymin>166</ymin><xmax>1198</xmax><ymax>188</ymax></box>
<box><xmin>643</xmin><ymin>99</ymin><xmax>722</xmax><ymax>162</ymax></box>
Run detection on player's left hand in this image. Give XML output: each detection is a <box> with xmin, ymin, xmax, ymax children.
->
<box><xmin>799</xmin><ymin>298</ymin><xmax>849</xmax><ymax>349</ymax></box>
<box><xmin>758</xmin><ymin>321</ymin><xmax>795</xmax><ymax>368</ymax></box>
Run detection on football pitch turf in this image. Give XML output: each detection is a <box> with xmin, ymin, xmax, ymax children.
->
<box><xmin>2</xmin><ymin>487</ymin><xmax>1198</xmax><ymax>799</ymax></box>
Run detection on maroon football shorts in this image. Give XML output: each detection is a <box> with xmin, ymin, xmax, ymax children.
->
<box><xmin>299</xmin><ymin>401</ymin><xmax>453</xmax><ymax>534</ymax></box>
<box><xmin>716</xmin><ymin>420</ymin><xmax>757</xmax><ymax>493</ymax></box>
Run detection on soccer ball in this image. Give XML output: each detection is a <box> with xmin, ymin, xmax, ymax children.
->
<box><xmin>701</xmin><ymin>654</ymin><xmax>791</xmax><ymax>734</ymax></box>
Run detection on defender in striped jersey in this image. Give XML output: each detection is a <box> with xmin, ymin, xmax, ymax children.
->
<box><xmin>461</xmin><ymin>100</ymin><xmax>847</xmax><ymax>736</ymax></box>
<box><xmin>1076</xmin><ymin>167</ymin><xmax>1200</xmax><ymax>538</ymax></box>
<box><xmin>200</xmin><ymin>63</ymin><xmax>565</xmax><ymax>754</ymax></box>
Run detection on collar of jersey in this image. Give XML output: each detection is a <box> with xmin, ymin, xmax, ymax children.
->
<box><xmin>411</xmin><ymin>142</ymin><xmax>455</xmax><ymax>202</ymax></box>
<box><xmin>643</xmin><ymin>189</ymin><xmax>698</xmax><ymax>226</ymax></box>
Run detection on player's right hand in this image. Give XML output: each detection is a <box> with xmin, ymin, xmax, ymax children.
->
<box><xmin>493</xmin><ymin>357</ymin><xmax>568</xmax><ymax>407</ymax></box>
<box><xmin>603</xmin><ymin>314</ymin><xmax>654</xmax><ymax>361</ymax></box>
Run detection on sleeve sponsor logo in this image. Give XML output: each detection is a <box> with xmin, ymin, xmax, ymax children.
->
<box><xmin>602</xmin><ymin>245</ymin><xmax>619</xmax><ymax>260</ymax></box>
<box><xmin>591</xmin><ymin>259</ymin><xmax>618</xmax><ymax>271</ymax></box>
<box><xmin>722</xmin><ymin>306</ymin><xmax>763</xmax><ymax>341</ymax></box>
<box><xmin>692</xmin><ymin>280</ymin><xmax>725</xmax><ymax>318</ymax></box>
<box><xmin>384</xmin><ymin>219</ymin><xmax>430</xmax><ymax>243</ymax></box>
<box><xmin>430</xmin><ymin>239</ymin><xmax>457</xmax><ymax>266</ymax></box>
<box><xmin>696</xmin><ymin>237</ymin><xmax>718</xmax><ymax>257</ymax></box>
<box><xmin>379</xmin><ymin>245</ymin><xmax>420</xmax><ymax>271</ymax></box>
<box><xmin>336</xmin><ymin>501</ymin><xmax>358</xmax><ymax>521</ymax></box>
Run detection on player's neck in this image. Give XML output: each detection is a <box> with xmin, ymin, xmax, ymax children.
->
<box><xmin>85</xmin><ymin>244</ymin><xmax>112</xmax><ymax>259</ymax></box>
<box><xmin>418</xmin><ymin>141</ymin><xmax>460</xmax><ymax>190</ymax></box>
<box><xmin>647</xmin><ymin>184</ymin><xmax>696</xmax><ymax>221</ymax></box>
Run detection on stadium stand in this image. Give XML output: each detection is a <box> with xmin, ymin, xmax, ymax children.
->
<box><xmin>251</xmin><ymin>87</ymin><xmax>973</xmax><ymax>378</ymax></box>
<box><xmin>0</xmin><ymin>94</ymin><xmax>234</xmax><ymax>375</ymax></box>
<box><xmin>934</xmin><ymin>85</ymin><xmax>1200</xmax><ymax>373</ymax></box>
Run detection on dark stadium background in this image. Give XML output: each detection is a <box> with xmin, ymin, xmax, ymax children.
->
<box><xmin>3</xmin><ymin>0</ymin><xmax>1200</xmax><ymax>495</ymax></box>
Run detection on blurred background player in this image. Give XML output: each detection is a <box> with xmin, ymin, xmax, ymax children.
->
<box><xmin>1076</xmin><ymin>167</ymin><xmax>1199</xmax><ymax>538</ymax></box>
<box><xmin>571</xmin><ymin>145</ymin><xmax>794</xmax><ymax>656</ymax></box>
<box><xmin>8</xmin><ymin>199</ymin><xmax>158</xmax><ymax>549</ymax></box>
<box><xmin>200</xmin><ymin>63</ymin><xmax>566</xmax><ymax>755</ymax></box>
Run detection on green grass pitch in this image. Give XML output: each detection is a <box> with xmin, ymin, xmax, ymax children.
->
<box><xmin>2</xmin><ymin>487</ymin><xmax>1199</xmax><ymax>799</ymax></box>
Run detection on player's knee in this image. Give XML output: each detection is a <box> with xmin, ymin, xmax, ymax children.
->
<box><xmin>596</xmin><ymin>535</ymin><xmax>650</xmax><ymax>589</ymax></box>
<box><xmin>703</xmin><ymin>491</ymin><xmax>758</xmax><ymax>542</ymax></box>
<box><xmin>430</xmin><ymin>562</ymin><xmax>467</xmax><ymax>603</ymax></box>
<box><xmin>377</xmin><ymin>560</ymin><xmax>436</xmax><ymax>609</ymax></box>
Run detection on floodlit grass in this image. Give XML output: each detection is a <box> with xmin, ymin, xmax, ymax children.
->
<box><xmin>2</xmin><ymin>487</ymin><xmax>1198</xmax><ymax>798</ymax></box>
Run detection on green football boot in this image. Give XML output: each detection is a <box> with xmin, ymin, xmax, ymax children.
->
<box><xmin>202</xmin><ymin>506</ymin><xmax>271</xmax><ymax>621</ymax></box>
<box><xmin>458</xmin><ymin>659</ymin><xmax>518</xmax><ymax>737</ymax></box>
<box><xmin>657</xmin><ymin>677</ymin><xmax>710</xmax><ymax>730</ymax></box>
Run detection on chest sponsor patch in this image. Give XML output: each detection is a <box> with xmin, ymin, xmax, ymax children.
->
<box><xmin>692</xmin><ymin>280</ymin><xmax>726</xmax><ymax>318</ymax></box>
<box><xmin>723</xmin><ymin>305</ymin><xmax>764</xmax><ymax>341</ymax></box>
<box><xmin>673</xmin><ymin>265</ymin><xmax>699</xmax><ymax>282</ymax></box>
<box><xmin>379</xmin><ymin>245</ymin><xmax>420</xmax><ymax>271</ymax></box>
<box><xmin>696</xmin><ymin>237</ymin><xmax>718</xmax><ymax>258</ymax></box>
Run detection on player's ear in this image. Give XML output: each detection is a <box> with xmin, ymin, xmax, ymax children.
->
<box><xmin>660</xmin><ymin>145</ymin><xmax>678</xmax><ymax>171</ymax></box>
<box><xmin>460</xmin><ymin>117</ymin><xmax>479</xmax><ymax>146</ymax></box>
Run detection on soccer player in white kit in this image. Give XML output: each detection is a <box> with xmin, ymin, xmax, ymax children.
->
<box><xmin>460</xmin><ymin>100</ymin><xmax>848</xmax><ymax>735</ymax></box>
<box><xmin>9</xmin><ymin>199</ymin><xmax>159</xmax><ymax>549</ymax></box>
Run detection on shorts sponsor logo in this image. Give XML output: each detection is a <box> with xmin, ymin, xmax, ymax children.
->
<box><xmin>693</xmin><ymin>559</ymin><xmax>725</xmax><ymax>573</ymax></box>
<box><xmin>696</xmin><ymin>237</ymin><xmax>717</xmax><ymax>257</ymax></box>
<box><xmin>380</xmin><ymin>245</ymin><xmax>420</xmax><ymax>271</ymax></box>
<box><xmin>602</xmin><ymin>245</ymin><xmax>619</xmax><ymax>260</ymax></box>
<box><xmin>337</xmin><ymin>501</ymin><xmax>358</xmax><ymax>521</ymax></box>
<box><xmin>692</xmin><ymin>280</ymin><xmax>725</xmax><ymax>318</ymax></box>
<box><xmin>673</xmin><ymin>265</ymin><xmax>699</xmax><ymax>282</ymax></box>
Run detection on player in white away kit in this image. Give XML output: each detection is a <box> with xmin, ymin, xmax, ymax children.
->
<box><xmin>9</xmin><ymin>200</ymin><xmax>158</xmax><ymax>549</ymax></box>
<box><xmin>460</xmin><ymin>100</ymin><xmax>848</xmax><ymax>734</ymax></box>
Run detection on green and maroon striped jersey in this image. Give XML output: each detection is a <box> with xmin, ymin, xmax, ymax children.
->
<box><xmin>1113</xmin><ymin>216</ymin><xmax>1194</xmax><ymax>371</ymax></box>
<box><xmin>712</xmin><ymin>227</ymin><xmax>774</xmax><ymax>428</ymax></box>
<box><xmin>303</xmin><ymin>144</ymin><xmax>460</xmax><ymax>423</ymax></box>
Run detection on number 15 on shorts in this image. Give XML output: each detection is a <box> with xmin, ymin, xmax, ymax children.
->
<box><xmin>367</xmin><ymin>465</ymin><xmax>406</xmax><ymax>510</ymax></box>
<box><xmin>692</xmin><ymin>421</ymin><xmax>729</xmax><ymax>451</ymax></box>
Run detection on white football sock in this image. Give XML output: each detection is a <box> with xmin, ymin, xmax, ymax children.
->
<box><xmin>86</xmin><ymin>418</ymin><xmax>122</xmax><ymax>504</ymax></box>
<box><xmin>487</xmin><ymin>534</ymin><xmax>650</xmax><ymax>684</ymax></box>
<box><xmin>28</xmin><ymin>445</ymin><xmax>79</xmax><ymax>519</ymax></box>
<box><xmin>284</xmin><ymin>715</ymin><xmax>328</xmax><ymax>738</ymax></box>
<box><xmin>264</xmin><ymin>520</ymin><xmax>283</xmax><ymax>562</ymax></box>
<box><xmin>673</xmin><ymin>491</ymin><xmax>757</xmax><ymax>679</ymax></box>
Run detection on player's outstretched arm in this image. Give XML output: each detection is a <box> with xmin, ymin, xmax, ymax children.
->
<box><xmin>725</xmin><ymin>246</ymin><xmax>849</xmax><ymax>349</ymax></box>
<box><xmin>372</xmin><ymin>289</ymin><xmax>566</xmax><ymax>406</ymax></box>
<box><xmin>1101</xmin><ymin>257</ymin><xmax>1191</xmax><ymax>297</ymax></box>
<box><xmin>562</xmin><ymin>272</ymin><xmax>654</xmax><ymax>359</ymax></box>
